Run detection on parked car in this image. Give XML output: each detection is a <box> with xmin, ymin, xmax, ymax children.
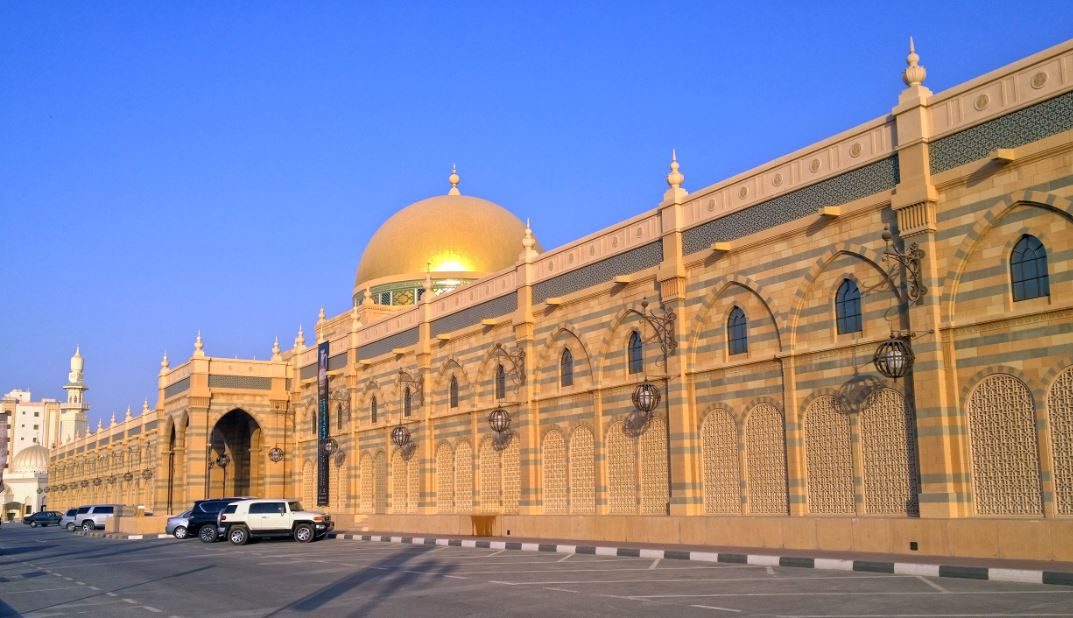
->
<box><xmin>59</xmin><ymin>508</ymin><xmax>79</xmax><ymax>531</ymax></box>
<box><xmin>72</xmin><ymin>505</ymin><xmax>120</xmax><ymax>532</ymax></box>
<box><xmin>165</xmin><ymin>510</ymin><xmax>193</xmax><ymax>539</ymax></box>
<box><xmin>24</xmin><ymin>511</ymin><xmax>63</xmax><ymax>527</ymax></box>
<box><xmin>185</xmin><ymin>497</ymin><xmax>255</xmax><ymax>543</ymax></box>
<box><xmin>217</xmin><ymin>499</ymin><xmax>333</xmax><ymax>545</ymax></box>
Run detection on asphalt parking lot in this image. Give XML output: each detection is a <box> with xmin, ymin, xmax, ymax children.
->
<box><xmin>2</xmin><ymin>524</ymin><xmax>1072</xmax><ymax>617</ymax></box>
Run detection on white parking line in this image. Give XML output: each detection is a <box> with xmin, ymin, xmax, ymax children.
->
<box><xmin>916</xmin><ymin>575</ymin><xmax>949</xmax><ymax>593</ymax></box>
<box><xmin>692</xmin><ymin>605</ymin><xmax>743</xmax><ymax>613</ymax></box>
<box><xmin>648</xmin><ymin>559</ymin><xmax>661</xmax><ymax>570</ymax></box>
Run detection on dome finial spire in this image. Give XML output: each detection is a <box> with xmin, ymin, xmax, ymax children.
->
<box><xmin>193</xmin><ymin>330</ymin><xmax>205</xmax><ymax>357</ymax></box>
<box><xmin>448</xmin><ymin>163</ymin><xmax>461</xmax><ymax>196</ymax></box>
<box><xmin>271</xmin><ymin>336</ymin><xmax>281</xmax><ymax>360</ymax></box>
<box><xmin>902</xmin><ymin>36</ymin><xmax>927</xmax><ymax>87</ymax></box>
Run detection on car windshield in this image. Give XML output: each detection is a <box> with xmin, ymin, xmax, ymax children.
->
<box><xmin>287</xmin><ymin>501</ymin><xmax>302</xmax><ymax>512</ymax></box>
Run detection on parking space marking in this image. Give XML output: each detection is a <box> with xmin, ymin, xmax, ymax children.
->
<box><xmin>1</xmin><ymin>586</ymin><xmax>87</xmax><ymax>595</ymax></box>
<box><xmin>143</xmin><ymin>606</ymin><xmax>163</xmax><ymax>613</ymax></box>
<box><xmin>649</xmin><ymin>559</ymin><xmax>662</xmax><ymax>570</ymax></box>
<box><xmin>485</xmin><ymin>549</ymin><xmax>505</xmax><ymax>557</ymax></box>
<box><xmin>692</xmin><ymin>605</ymin><xmax>743</xmax><ymax>613</ymax></box>
<box><xmin>916</xmin><ymin>575</ymin><xmax>949</xmax><ymax>593</ymax></box>
<box><xmin>544</xmin><ymin>587</ymin><xmax>580</xmax><ymax>593</ymax></box>
<box><xmin>632</xmin><ymin>590</ymin><xmax>1073</xmax><ymax>599</ymax></box>
<box><xmin>557</xmin><ymin>553</ymin><xmax>573</xmax><ymax>562</ymax></box>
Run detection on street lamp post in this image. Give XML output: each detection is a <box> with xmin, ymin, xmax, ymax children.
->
<box><xmin>874</xmin><ymin>226</ymin><xmax>927</xmax><ymax>381</ymax></box>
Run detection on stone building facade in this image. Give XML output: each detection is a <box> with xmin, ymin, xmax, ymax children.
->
<box><xmin>49</xmin><ymin>39</ymin><xmax>1073</xmax><ymax>560</ymax></box>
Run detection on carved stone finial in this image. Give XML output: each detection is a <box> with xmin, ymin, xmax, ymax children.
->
<box><xmin>351</xmin><ymin>306</ymin><xmax>361</xmax><ymax>332</ymax></box>
<box><xmin>193</xmin><ymin>330</ymin><xmax>205</xmax><ymax>357</ymax></box>
<box><xmin>666</xmin><ymin>149</ymin><xmax>684</xmax><ymax>189</ymax></box>
<box><xmin>295</xmin><ymin>324</ymin><xmax>306</xmax><ymax>348</ymax></box>
<box><xmin>140</xmin><ymin>399</ymin><xmax>149</xmax><ymax>415</ymax></box>
<box><xmin>902</xmin><ymin>36</ymin><xmax>927</xmax><ymax>87</ymax></box>
<box><xmin>159</xmin><ymin>351</ymin><xmax>169</xmax><ymax>376</ymax></box>
<box><xmin>272</xmin><ymin>336</ymin><xmax>282</xmax><ymax>360</ymax></box>
<box><xmin>448</xmin><ymin>163</ymin><xmax>461</xmax><ymax>196</ymax></box>
<box><xmin>520</xmin><ymin>218</ymin><xmax>538</xmax><ymax>260</ymax></box>
<box><xmin>362</xmin><ymin>286</ymin><xmax>375</xmax><ymax>306</ymax></box>
<box><xmin>111</xmin><ymin>411</ymin><xmax>118</xmax><ymax>426</ymax></box>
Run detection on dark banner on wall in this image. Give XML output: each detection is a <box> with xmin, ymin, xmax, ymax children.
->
<box><xmin>317</xmin><ymin>341</ymin><xmax>330</xmax><ymax>507</ymax></box>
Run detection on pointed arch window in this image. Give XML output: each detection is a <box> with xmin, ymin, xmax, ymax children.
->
<box><xmin>728</xmin><ymin>307</ymin><xmax>748</xmax><ymax>355</ymax></box>
<box><xmin>336</xmin><ymin>403</ymin><xmax>344</xmax><ymax>431</ymax></box>
<box><xmin>449</xmin><ymin>376</ymin><xmax>459</xmax><ymax>409</ymax></box>
<box><xmin>560</xmin><ymin>348</ymin><xmax>574</xmax><ymax>387</ymax></box>
<box><xmin>495</xmin><ymin>364</ymin><xmax>506</xmax><ymax>400</ymax></box>
<box><xmin>628</xmin><ymin>331</ymin><xmax>644</xmax><ymax>375</ymax></box>
<box><xmin>1011</xmin><ymin>235</ymin><xmax>1050</xmax><ymax>301</ymax></box>
<box><xmin>835</xmin><ymin>279</ymin><xmax>863</xmax><ymax>334</ymax></box>
<box><xmin>404</xmin><ymin>387</ymin><xmax>412</xmax><ymax>417</ymax></box>
<box><xmin>371</xmin><ymin>396</ymin><xmax>378</xmax><ymax>424</ymax></box>
<box><xmin>311</xmin><ymin>411</ymin><xmax>317</xmax><ymax>434</ymax></box>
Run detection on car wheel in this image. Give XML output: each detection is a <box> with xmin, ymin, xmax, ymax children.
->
<box><xmin>66</xmin><ymin>523</ymin><xmax>75</xmax><ymax>531</ymax></box>
<box><xmin>81</xmin><ymin>521</ymin><xmax>94</xmax><ymax>533</ymax></box>
<box><xmin>198</xmin><ymin>525</ymin><xmax>218</xmax><ymax>543</ymax></box>
<box><xmin>30</xmin><ymin>521</ymin><xmax>37</xmax><ymax>528</ymax></box>
<box><xmin>173</xmin><ymin>526</ymin><xmax>188</xmax><ymax>540</ymax></box>
<box><xmin>228</xmin><ymin>526</ymin><xmax>249</xmax><ymax>546</ymax></box>
<box><xmin>293</xmin><ymin>523</ymin><xmax>314</xmax><ymax>543</ymax></box>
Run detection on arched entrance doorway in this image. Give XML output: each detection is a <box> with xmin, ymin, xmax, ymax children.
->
<box><xmin>206</xmin><ymin>409</ymin><xmax>263</xmax><ymax>498</ymax></box>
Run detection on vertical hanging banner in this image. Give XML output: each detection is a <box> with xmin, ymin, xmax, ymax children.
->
<box><xmin>316</xmin><ymin>341</ymin><xmax>330</xmax><ymax>506</ymax></box>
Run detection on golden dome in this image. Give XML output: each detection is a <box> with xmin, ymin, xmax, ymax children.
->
<box><xmin>354</xmin><ymin>176</ymin><xmax>539</xmax><ymax>295</ymax></box>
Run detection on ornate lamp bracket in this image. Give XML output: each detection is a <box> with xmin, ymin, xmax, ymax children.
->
<box><xmin>625</xmin><ymin>299</ymin><xmax>678</xmax><ymax>362</ymax></box>
<box><xmin>882</xmin><ymin>226</ymin><xmax>927</xmax><ymax>305</ymax></box>
<box><xmin>396</xmin><ymin>369</ymin><xmax>424</xmax><ymax>406</ymax></box>
<box><xmin>491</xmin><ymin>343</ymin><xmax>526</xmax><ymax>389</ymax></box>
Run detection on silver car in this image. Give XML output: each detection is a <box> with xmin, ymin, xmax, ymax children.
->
<box><xmin>165</xmin><ymin>510</ymin><xmax>193</xmax><ymax>539</ymax></box>
<box><xmin>59</xmin><ymin>507</ymin><xmax>79</xmax><ymax>531</ymax></box>
<box><xmin>72</xmin><ymin>504</ymin><xmax>120</xmax><ymax>532</ymax></box>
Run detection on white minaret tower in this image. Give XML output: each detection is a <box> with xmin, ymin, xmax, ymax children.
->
<box><xmin>60</xmin><ymin>346</ymin><xmax>89</xmax><ymax>443</ymax></box>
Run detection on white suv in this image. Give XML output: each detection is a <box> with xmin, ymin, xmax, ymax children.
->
<box><xmin>218</xmin><ymin>499</ymin><xmax>333</xmax><ymax>545</ymax></box>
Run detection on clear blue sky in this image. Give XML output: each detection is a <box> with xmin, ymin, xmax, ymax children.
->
<box><xmin>2</xmin><ymin>1</ymin><xmax>1071</xmax><ymax>426</ymax></box>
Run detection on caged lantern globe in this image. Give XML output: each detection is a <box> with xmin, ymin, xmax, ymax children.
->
<box><xmin>873</xmin><ymin>334</ymin><xmax>914</xmax><ymax>380</ymax></box>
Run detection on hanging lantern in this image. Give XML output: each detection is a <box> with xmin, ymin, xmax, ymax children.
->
<box><xmin>143</xmin><ymin>468</ymin><xmax>153</xmax><ymax>480</ymax></box>
<box><xmin>81</xmin><ymin>480</ymin><xmax>89</xmax><ymax>488</ymax></box>
<box><xmin>391</xmin><ymin>423</ymin><xmax>411</xmax><ymax>448</ymax></box>
<box><xmin>93</xmin><ymin>478</ymin><xmax>102</xmax><ymax>486</ymax></box>
<box><xmin>488</xmin><ymin>407</ymin><xmax>512</xmax><ymax>434</ymax></box>
<box><xmin>268</xmin><ymin>447</ymin><xmax>285</xmax><ymax>463</ymax></box>
<box><xmin>323</xmin><ymin>437</ymin><xmax>339</xmax><ymax>456</ymax></box>
<box><xmin>873</xmin><ymin>334</ymin><xmax>914</xmax><ymax>380</ymax></box>
<box><xmin>123</xmin><ymin>472</ymin><xmax>133</xmax><ymax>482</ymax></box>
<box><xmin>632</xmin><ymin>382</ymin><xmax>662</xmax><ymax>413</ymax></box>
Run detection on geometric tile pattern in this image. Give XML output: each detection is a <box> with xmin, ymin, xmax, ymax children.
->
<box><xmin>862</xmin><ymin>388</ymin><xmax>919</xmax><ymax>515</ymax></box>
<box><xmin>746</xmin><ymin>404</ymin><xmax>789</xmax><ymax>514</ymax></box>
<box><xmin>436</xmin><ymin>443</ymin><xmax>454</xmax><ymax>514</ymax></box>
<box><xmin>1047</xmin><ymin>367</ymin><xmax>1073</xmax><ymax>515</ymax></box>
<box><xmin>701</xmin><ymin>408</ymin><xmax>740</xmax><ymax>514</ymax></box>
<box><xmin>568</xmin><ymin>426</ymin><xmax>596</xmax><ymax>514</ymax></box>
<box><xmin>454</xmin><ymin>441</ymin><xmax>473</xmax><ymax>514</ymax></box>
<box><xmin>542</xmin><ymin>430</ymin><xmax>568</xmax><ymax>514</ymax></box>
<box><xmin>968</xmin><ymin>374</ymin><xmax>1043</xmax><ymax>515</ymax></box>
<box><xmin>533</xmin><ymin>241</ymin><xmax>663</xmax><ymax>304</ymax></box>
<box><xmin>607</xmin><ymin>420</ymin><xmax>637</xmax><ymax>514</ymax></box>
<box><xmin>639</xmin><ymin>417</ymin><xmax>669</xmax><ymax>515</ymax></box>
<box><xmin>931</xmin><ymin>91</ymin><xmax>1073</xmax><ymax>175</ymax></box>
<box><xmin>431</xmin><ymin>294</ymin><xmax>518</xmax><ymax>337</ymax></box>
<box><xmin>804</xmin><ymin>396</ymin><xmax>855</xmax><ymax>514</ymax></box>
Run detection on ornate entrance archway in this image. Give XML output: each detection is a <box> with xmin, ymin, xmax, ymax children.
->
<box><xmin>207</xmin><ymin>409</ymin><xmax>263</xmax><ymax>498</ymax></box>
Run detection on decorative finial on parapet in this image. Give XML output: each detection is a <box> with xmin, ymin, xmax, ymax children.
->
<box><xmin>520</xmin><ymin>218</ymin><xmax>538</xmax><ymax>260</ymax></box>
<box><xmin>664</xmin><ymin>149</ymin><xmax>688</xmax><ymax>201</ymax></box>
<box><xmin>666</xmin><ymin>149</ymin><xmax>684</xmax><ymax>189</ymax></box>
<box><xmin>97</xmin><ymin>418</ymin><xmax>103</xmax><ymax>432</ymax></box>
<box><xmin>160</xmin><ymin>351</ymin><xmax>169</xmax><ymax>376</ymax></box>
<box><xmin>111</xmin><ymin>411</ymin><xmax>118</xmax><ymax>426</ymax></box>
<box><xmin>350</xmin><ymin>306</ymin><xmax>361</xmax><ymax>332</ymax></box>
<box><xmin>295</xmin><ymin>324</ymin><xmax>306</xmax><ymax>349</ymax></box>
<box><xmin>362</xmin><ymin>286</ymin><xmax>375</xmax><ymax>306</ymax></box>
<box><xmin>193</xmin><ymin>331</ymin><xmax>205</xmax><ymax>357</ymax></box>
<box><xmin>448</xmin><ymin>163</ymin><xmax>461</xmax><ymax>196</ymax></box>
<box><xmin>272</xmin><ymin>336</ymin><xmax>282</xmax><ymax>361</ymax></box>
<box><xmin>318</xmin><ymin>306</ymin><xmax>326</xmax><ymax>323</ymax></box>
<box><xmin>902</xmin><ymin>37</ymin><xmax>927</xmax><ymax>87</ymax></box>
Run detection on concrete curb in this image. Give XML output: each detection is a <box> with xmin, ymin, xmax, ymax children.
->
<box><xmin>329</xmin><ymin>533</ymin><xmax>1073</xmax><ymax>587</ymax></box>
<box><xmin>70</xmin><ymin>529</ymin><xmax>1073</xmax><ymax>587</ymax></box>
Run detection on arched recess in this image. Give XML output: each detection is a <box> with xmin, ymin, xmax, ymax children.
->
<box><xmin>542</xmin><ymin>429</ymin><xmax>567</xmax><ymax>513</ymax></box>
<box><xmin>436</xmin><ymin>358</ymin><xmax>470</xmax><ymax>410</ymax></box>
<box><xmin>744</xmin><ymin>403</ymin><xmax>789</xmax><ymax>514</ymax></box>
<box><xmin>436</xmin><ymin>442</ymin><xmax>455</xmax><ymax>514</ymax></box>
<box><xmin>606</xmin><ymin>420</ymin><xmax>637</xmax><ymax>514</ymax></box>
<box><xmin>967</xmin><ymin>374</ymin><xmax>1042</xmax><ymax>515</ymax></box>
<box><xmin>1048</xmin><ymin>366</ymin><xmax>1073</xmax><ymax>515</ymax></box>
<box><xmin>700</xmin><ymin>407</ymin><xmax>740</xmax><ymax>514</ymax></box>
<box><xmin>454</xmin><ymin>441</ymin><xmax>473</xmax><ymax>513</ymax></box>
<box><xmin>688</xmin><ymin>279</ymin><xmax>783</xmax><ymax>368</ymax></box>
<box><xmin>333</xmin><ymin>454</ymin><xmax>348</xmax><ymax>511</ymax></box>
<box><xmin>861</xmin><ymin>388</ymin><xmax>919</xmax><ymax>515</ymax></box>
<box><xmin>373</xmin><ymin>450</ymin><xmax>388</xmax><ymax>514</ymax></box>
<box><xmin>301</xmin><ymin>460</ymin><xmax>315</xmax><ymax>508</ymax></box>
<box><xmin>359</xmin><ymin>453</ymin><xmax>373</xmax><ymax>513</ymax></box>
<box><xmin>536</xmin><ymin>325</ymin><xmax>595</xmax><ymax>393</ymax></box>
<box><xmin>803</xmin><ymin>395</ymin><xmax>854</xmax><ymax>514</ymax></box>
<box><xmin>208</xmin><ymin>408</ymin><xmax>263</xmax><ymax>498</ymax></box>
<box><xmin>592</xmin><ymin>309</ymin><xmax>659</xmax><ymax>384</ymax></box>
<box><xmin>568</xmin><ymin>425</ymin><xmax>596</xmax><ymax>514</ymax></box>
<box><xmin>688</xmin><ymin>276</ymin><xmax>784</xmax><ymax>365</ymax></box>
<box><xmin>639</xmin><ymin>418</ymin><xmax>669</xmax><ymax>515</ymax></box>
<box><xmin>390</xmin><ymin>448</ymin><xmax>409</xmax><ymax>514</ymax></box>
<box><xmin>478</xmin><ymin>438</ymin><xmax>501</xmax><ymax>512</ymax></box>
<box><xmin>790</xmin><ymin>249</ymin><xmax>898</xmax><ymax>348</ymax></box>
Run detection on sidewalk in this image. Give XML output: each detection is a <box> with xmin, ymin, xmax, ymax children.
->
<box><xmin>330</xmin><ymin>528</ymin><xmax>1073</xmax><ymax>587</ymax></box>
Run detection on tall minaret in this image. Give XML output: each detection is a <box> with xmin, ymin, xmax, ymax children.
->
<box><xmin>60</xmin><ymin>346</ymin><xmax>89</xmax><ymax>443</ymax></box>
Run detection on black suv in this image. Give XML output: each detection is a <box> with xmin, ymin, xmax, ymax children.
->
<box><xmin>187</xmin><ymin>498</ymin><xmax>254</xmax><ymax>543</ymax></box>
